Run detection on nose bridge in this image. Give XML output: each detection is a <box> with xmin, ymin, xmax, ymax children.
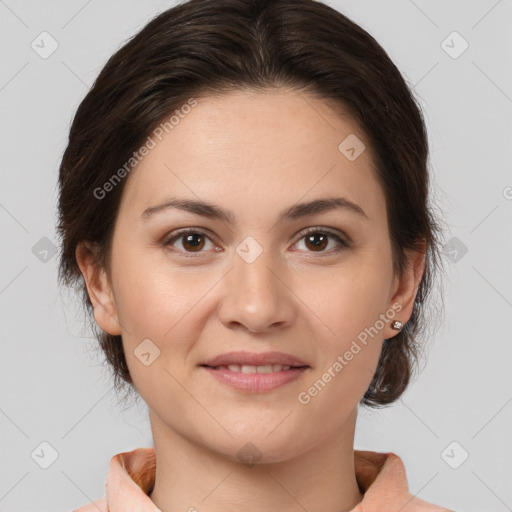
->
<box><xmin>235</xmin><ymin>246</ymin><xmax>277</xmax><ymax>299</ymax></box>
<box><xmin>219</xmin><ymin>238</ymin><xmax>293</xmax><ymax>331</ymax></box>
<box><xmin>233</xmin><ymin>238</ymin><xmax>282</xmax><ymax>302</ymax></box>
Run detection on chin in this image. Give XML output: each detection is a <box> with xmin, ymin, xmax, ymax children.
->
<box><xmin>209</xmin><ymin>429</ymin><xmax>309</xmax><ymax>465</ymax></box>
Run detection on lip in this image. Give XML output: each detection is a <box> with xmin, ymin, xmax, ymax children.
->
<box><xmin>200</xmin><ymin>350</ymin><xmax>309</xmax><ymax>368</ymax></box>
<box><xmin>199</xmin><ymin>351</ymin><xmax>311</xmax><ymax>393</ymax></box>
<box><xmin>201</xmin><ymin>366</ymin><xmax>310</xmax><ymax>393</ymax></box>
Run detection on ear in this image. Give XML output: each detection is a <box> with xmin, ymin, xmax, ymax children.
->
<box><xmin>75</xmin><ymin>242</ymin><xmax>122</xmax><ymax>336</ymax></box>
<box><xmin>385</xmin><ymin>242</ymin><xmax>426</xmax><ymax>339</ymax></box>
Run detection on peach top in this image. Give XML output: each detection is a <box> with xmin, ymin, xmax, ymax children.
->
<box><xmin>73</xmin><ymin>447</ymin><xmax>454</xmax><ymax>511</ymax></box>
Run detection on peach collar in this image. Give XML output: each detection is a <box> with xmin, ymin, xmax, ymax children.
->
<box><xmin>76</xmin><ymin>447</ymin><xmax>451</xmax><ymax>512</ymax></box>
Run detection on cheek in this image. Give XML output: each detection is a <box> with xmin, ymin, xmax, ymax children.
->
<box><xmin>294</xmin><ymin>270</ymin><xmax>387</xmax><ymax>428</ymax></box>
<box><xmin>295</xmin><ymin>256</ymin><xmax>390</xmax><ymax>394</ymax></box>
<box><xmin>300</xmin><ymin>258</ymin><xmax>391</xmax><ymax>342</ymax></box>
<box><xmin>110</xmin><ymin>245</ymin><xmax>191</xmax><ymax>334</ymax></box>
<box><xmin>110</xmin><ymin>249</ymin><xmax>216</xmax><ymax>375</ymax></box>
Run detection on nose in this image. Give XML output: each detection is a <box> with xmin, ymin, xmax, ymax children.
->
<box><xmin>217</xmin><ymin>245</ymin><xmax>296</xmax><ymax>335</ymax></box>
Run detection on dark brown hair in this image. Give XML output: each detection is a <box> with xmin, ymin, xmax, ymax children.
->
<box><xmin>57</xmin><ymin>0</ymin><xmax>446</xmax><ymax>409</ymax></box>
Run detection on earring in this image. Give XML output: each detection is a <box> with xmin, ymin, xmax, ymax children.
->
<box><xmin>391</xmin><ymin>320</ymin><xmax>404</xmax><ymax>331</ymax></box>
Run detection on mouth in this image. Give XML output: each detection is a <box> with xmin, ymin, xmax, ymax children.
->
<box><xmin>199</xmin><ymin>363</ymin><xmax>309</xmax><ymax>373</ymax></box>
<box><xmin>199</xmin><ymin>357</ymin><xmax>311</xmax><ymax>393</ymax></box>
<box><xmin>198</xmin><ymin>351</ymin><xmax>311</xmax><ymax>392</ymax></box>
<box><xmin>199</xmin><ymin>350</ymin><xmax>310</xmax><ymax>369</ymax></box>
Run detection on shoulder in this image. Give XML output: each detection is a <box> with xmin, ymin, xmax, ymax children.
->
<box><xmin>353</xmin><ymin>450</ymin><xmax>457</xmax><ymax>512</ymax></box>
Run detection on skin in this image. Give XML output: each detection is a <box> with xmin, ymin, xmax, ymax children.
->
<box><xmin>76</xmin><ymin>88</ymin><xmax>425</xmax><ymax>512</ymax></box>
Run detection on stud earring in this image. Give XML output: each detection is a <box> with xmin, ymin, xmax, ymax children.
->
<box><xmin>391</xmin><ymin>320</ymin><xmax>404</xmax><ymax>331</ymax></box>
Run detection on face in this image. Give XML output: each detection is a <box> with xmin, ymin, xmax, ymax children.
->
<box><xmin>79</xmin><ymin>88</ymin><xmax>423</xmax><ymax>463</ymax></box>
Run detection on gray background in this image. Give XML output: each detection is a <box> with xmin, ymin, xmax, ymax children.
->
<box><xmin>1</xmin><ymin>1</ymin><xmax>511</xmax><ymax>511</ymax></box>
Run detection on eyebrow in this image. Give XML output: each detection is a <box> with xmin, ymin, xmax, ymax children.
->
<box><xmin>141</xmin><ymin>196</ymin><xmax>368</xmax><ymax>224</ymax></box>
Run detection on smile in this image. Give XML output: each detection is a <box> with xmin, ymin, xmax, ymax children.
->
<box><xmin>209</xmin><ymin>364</ymin><xmax>294</xmax><ymax>373</ymax></box>
<box><xmin>201</xmin><ymin>364</ymin><xmax>309</xmax><ymax>392</ymax></box>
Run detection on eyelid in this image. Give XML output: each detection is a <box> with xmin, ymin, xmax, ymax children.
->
<box><xmin>162</xmin><ymin>227</ymin><xmax>220</xmax><ymax>257</ymax></box>
<box><xmin>291</xmin><ymin>226</ymin><xmax>350</xmax><ymax>255</ymax></box>
<box><xmin>162</xmin><ymin>225</ymin><xmax>350</xmax><ymax>256</ymax></box>
<box><xmin>294</xmin><ymin>225</ymin><xmax>349</xmax><ymax>244</ymax></box>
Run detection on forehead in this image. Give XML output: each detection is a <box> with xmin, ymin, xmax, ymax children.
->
<box><xmin>117</xmin><ymin>88</ymin><xmax>387</xmax><ymax>227</ymax></box>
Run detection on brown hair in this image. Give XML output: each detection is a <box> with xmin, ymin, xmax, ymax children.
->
<box><xmin>57</xmin><ymin>0</ymin><xmax>446</xmax><ymax>409</ymax></box>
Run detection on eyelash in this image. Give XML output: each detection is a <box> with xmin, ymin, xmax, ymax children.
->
<box><xmin>162</xmin><ymin>226</ymin><xmax>349</xmax><ymax>258</ymax></box>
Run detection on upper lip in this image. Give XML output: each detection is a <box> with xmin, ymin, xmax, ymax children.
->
<box><xmin>200</xmin><ymin>351</ymin><xmax>310</xmax><ymax>368</ymax></box>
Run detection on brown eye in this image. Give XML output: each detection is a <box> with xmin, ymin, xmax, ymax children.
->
<box><xmin>163</xmin><ymin>229</ymin><xmax>215</xmax><ymax>255</ymax></box>
<box><xmin>294</xmin><ymin>228</ymin><xmax>349</xmax><ymax>255</ymax></box>
<box><xmin>181</xmin><ymin>233</ymin><xmax>205</xmax><ymax>252</ymax></box>
<box><xmin>304</xmin><ymin>232</ymin><xmax>329</xmax><ymax>251</ymax></box>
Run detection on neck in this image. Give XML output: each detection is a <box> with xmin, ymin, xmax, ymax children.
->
<box><xmin>148</xmin><ymin>409</ymin><xmax>364</xmax><ymax>512</ymax></box>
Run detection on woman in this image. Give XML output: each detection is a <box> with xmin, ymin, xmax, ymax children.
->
<box><xmin>58</xmin><ymin>0</ymin><xmax>453</xmax><ymax>510</ymax></box>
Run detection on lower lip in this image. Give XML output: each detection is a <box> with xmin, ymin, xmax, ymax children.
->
<box><xmin>201</xmin><ymin>366</ymin><xmax>309</xmax><ymax>392</ymax></box>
